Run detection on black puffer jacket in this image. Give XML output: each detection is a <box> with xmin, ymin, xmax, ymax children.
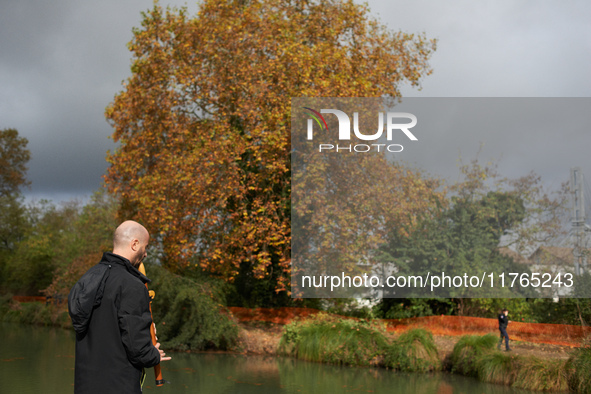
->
<box><xmin>498</xmin><ymin>313</ymin><xmax>509</xmax><ymax>330</ymax></box>
<box><xmin>68</xmin><ymin>252</ymin><xmax>160</xmax><ymax>394</ymax></box>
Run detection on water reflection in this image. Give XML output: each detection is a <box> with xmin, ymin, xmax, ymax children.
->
<box><xmin>2</xmin><ymin>323</ymin><xmax>76</xmax><ymax>394</ymax></box>
<box><xmin>150</xmin><ymin>352</ymin><xmax>525</xmax><ymax>394</ymax></box>
<box><xmin>1</xmin><ymin>323</ymin><xmax>532</xmax><ymax>394</ymax></box>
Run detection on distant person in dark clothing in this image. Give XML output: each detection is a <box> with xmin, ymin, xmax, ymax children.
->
<box><xmin>497</xmin><ymin>308</ymin><xmax>511</xmax><ymax>351</ymax></box>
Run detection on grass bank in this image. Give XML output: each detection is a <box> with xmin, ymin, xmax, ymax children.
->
<box><xmin>384</xmin><ymin>328</ymin><xmax>439</xmax><ymax>371</ymax></box>
<box><xmin>567</xmin><ymin>345</ymin><xmax>591</xmax><ymax>393</ymax></box>
<box><xmin>3</xmin><ymin>295</ymin><xmax>590</xmax><ymax>393</ymax></box>
<box><xmin>278</xmin><ymin>314</ymin><xmax>389</xmax><ymax>367</ymax></box>
<box><xmin>278</xmin><ymin>317</ymin><xmax>591</xmax><ymax>392</ymax></box>
<box><xmin>278</xmin><ymin>313</ymin><xmax>439</xmax><ymax>371</ymax></box>
<box><xmin>448</xmin><ymin>333</ymin><xmax>591</xmax><ymax>392</ymax></box>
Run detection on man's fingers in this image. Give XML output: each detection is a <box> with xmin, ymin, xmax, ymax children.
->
<box><xmin>155</xmin><ymin>342</ymin><xmax>172</xmax><ymax>361</ymax></box>
<box><xmin>159</xmin><ymin>353</ymin><xmax>172</xmax><ymax>362</ymax></box>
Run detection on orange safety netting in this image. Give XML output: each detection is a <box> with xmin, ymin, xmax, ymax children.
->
<box><xmin>227</xmin><ymin>307</ymin><xmax>591</xmax><ymax>348</ymax></box>
<box><xmin>11</xmin><ymin>296</ymin><xmax>46</xmax><ymax>303</ymax></box>
<box><xmin>383</xmin><ymin>315</ymin><xmax>591</xmax><ymax>348</ymax></box>
<box><xmin>227</xmin><ymin>307</ymin><xmax>321</xmax><ymax>325</ymax></box>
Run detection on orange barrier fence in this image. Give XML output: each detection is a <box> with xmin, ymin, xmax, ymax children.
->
<box><xmin>11</xmin><ymin>296</ymin><xmax>46</xmax><ymax>303</ymax></box>
<box><xmin>227</xmin><ymin>307</ymin><xmax>591</xmax><ymax>348</ymax></box>
<box><xmin>383</xmin><ymin>315</ymin><xmax>591</xmax><ymax>347</ymax></box>
<box><xmin>227</xmin><ymin>307</ymin><xmax>321</xmax><ymax>325</ymax></box>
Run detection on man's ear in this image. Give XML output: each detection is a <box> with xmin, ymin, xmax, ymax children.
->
<box><xmin>131</xmin><ymin>239</ymin><xmax>139</xmax><ymax>251</ymax></box>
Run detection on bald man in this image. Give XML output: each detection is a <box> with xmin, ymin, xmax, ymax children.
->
<box><xmin>68</xmin><ymin>220</ymin><xmax>171</xmax><ymax>394</ymax></box>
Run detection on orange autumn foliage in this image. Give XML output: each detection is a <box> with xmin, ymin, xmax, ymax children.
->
<box><xmin>105</xmin><ymin>0</ymin><xmax>437</xmax><ymax>292</ymax></box>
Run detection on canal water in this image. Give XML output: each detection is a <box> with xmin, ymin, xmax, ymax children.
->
<box><xmin>1</xmin><ymin>322</ymin><xmax>537</xmax><ymax>393</ymax></box>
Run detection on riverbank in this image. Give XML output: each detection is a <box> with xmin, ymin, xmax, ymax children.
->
<box><xmin>236</xmin><ymin>320</ymin><xmax>576</xmax><ymax>361</ymax></box>
<box><xmin>3</xmin><ymin>298</ymin><xmax>589</xmax><ymax>392</ymax></box>
<box><xmin>228</xmin><ymin>307</ymin><xmax>591</xmax><ymax>348</ymax></box>
<box><xmin>2</xmin><ymin>323</ymin><xmax>537</xmax><ymax>394</ymax></box>
<box><xmin>1</xmin><ymin>299</ymin><xmax>584</xmax><ymax>362</ymax></box>
<box><xmin>235</xmin><ymin>318</ymin><xmax>589</xmax><ymax>392</ymax></box>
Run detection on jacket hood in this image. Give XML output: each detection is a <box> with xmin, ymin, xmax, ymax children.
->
<box><xmin>67</xmin><ymin>252</ymin><xmax>150</xmax><ymax>336</ymax></box>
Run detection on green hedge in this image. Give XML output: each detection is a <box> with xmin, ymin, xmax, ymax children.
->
<box><xmin>147</xmin><ymin>265</ymin><xmax>239</xmax><ymax>351</ymax></box>
<box><xmin>0</xmin><ymin>293</ymin><xmax>70</xmax><ymax>328</ymax></box>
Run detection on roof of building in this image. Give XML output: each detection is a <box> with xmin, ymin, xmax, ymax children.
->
<box><xmin>529</xmin><ymin>246</ymin><xmax>575</xmax><ymax>265</ymax></box>
<box><xmin>498</xmin><ymin>247</ymin><xmax>530</xmax><ymax>264</ymax></box>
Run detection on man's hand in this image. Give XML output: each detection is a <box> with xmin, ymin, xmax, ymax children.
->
<box><xmin>155</xmin><ymin>342</ymin><xmax>172</xmax><ymax>362</ymax></box>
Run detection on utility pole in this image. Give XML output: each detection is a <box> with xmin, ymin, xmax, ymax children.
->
<box><xmin>571</xmin><ymin>167</ymin><xmax>587</xmax><ymax>275</ymax></box>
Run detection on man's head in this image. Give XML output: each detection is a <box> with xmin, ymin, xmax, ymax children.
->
<box><xmin>112</xmin><ymin>220</ymin><xmax>150</xmax><ymax>268</ymax></box>
<box><xmin>502</xmin><ymin>308</ymin><xmax>509</xmax><ymax>316</ymax></box>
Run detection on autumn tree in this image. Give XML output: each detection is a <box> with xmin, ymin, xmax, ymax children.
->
<box><xmin>0</xmin><ymin>128</ymin><xmax>30</xmax><ymax>289</ymax></box>
<box><xmin>0</xmin><ymin>128</ymin><xmax>30</xmax><ymax>197</ymax></box>
<box><xmin>105</xmin><ymin>0</ymin><xmax>437</xmax><ymax>292</ymax></box>
<box><xmin>290</xmin><ymin>97</ymin><xmax>446</xmax><ymax>298</ymax></box>
<box><xmin>0</xmin><ymin>128</ymin><xmax>30</xmax><ymax>250</ymax></box>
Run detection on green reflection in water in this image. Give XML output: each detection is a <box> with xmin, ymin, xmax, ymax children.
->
<box><xmin>146</xmin><ymin>352</ymin><xmax>527</xmax><ymax>394</ymax></box>
<box><xmin>2</xmin><ymin>323</ymin><xmax>76</xmax><ymax>394</ymax></box>
<box><xmin>2</xmin><ymin>323</ymin><xmax>535</xmax><ymax>394</ymax></box>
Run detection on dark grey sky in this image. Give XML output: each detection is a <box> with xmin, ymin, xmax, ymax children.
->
<box><xmin>0</xmin><ymin>0</ymin><xmax>590</xmax><ymax>202</ymax></box>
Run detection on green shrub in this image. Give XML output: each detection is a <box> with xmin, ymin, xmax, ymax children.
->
<box><xmin>55</xmin><ymin>309</ymin><xmax>72</xmax><ymax>329</ymax></box>
<box><xmin>280</xmin><ymin>318</ymin><xmax>441</xmax><ymax>371</ymax></box>
<box><xmin>385</xmin><ymin>328</ymin><xmax>439</xmax><ymax>372</ymax></box>
<box><xmin>514</xmin><ymin>357</ymin><xmax>569</xmax><ymax>392</ymax></box>
<box><xmin>2</xmin><ymin>301</ymin><xmax>51</xmax><ymax>325</ymax></box>
<box><xmin>0</xmin><ymin>293</ymin><xmax>13</xmax><ymax>316</ymax></box>
<box><xmin>279</xmin><ymin>314</ymin><xmax>389</xmax><ymax>367</ymax></box>
<box><xmin>567</xmin><ymin>346</ymin><xmax>591</xmax><ymax>393</ymax></box>
<box><xmin>148</xmin><ymin>264</ymin><xmax>239</xmax><ymax>351</ymax></box>
<box><xmin>475</xmin><ymin>351</ymin><xmax>516</xmax><ymax>385</ymax></box>
<box><xmin>449</xmin><ymin>334</ymin><xmax>497</xmax><ymax>376</ymax></box>
<box><xmin>1</xmin><ymin>293</ymin><xmax>75</xmax><ymax>328</ymax></box>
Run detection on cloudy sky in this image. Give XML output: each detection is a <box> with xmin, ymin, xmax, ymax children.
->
<box><xmin>1</xmin><ymin>0</ymin><xmax>590</xmax><ymax>203</ymax></box>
